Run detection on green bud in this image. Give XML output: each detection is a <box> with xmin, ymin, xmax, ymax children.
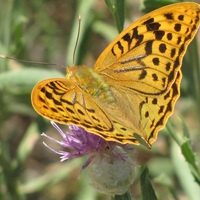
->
<box><xmin>88</xmin><ymin>149</ymin><xmax>135</xmax><ymax>195</ymax></box>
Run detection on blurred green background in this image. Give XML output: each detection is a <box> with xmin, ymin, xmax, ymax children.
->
<box><xmin>0</xmin><ymin>0</ymin><xmax>200</xmax><ymax>199</ymax></box>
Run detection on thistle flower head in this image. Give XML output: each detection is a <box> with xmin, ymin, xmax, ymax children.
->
<box><xmin>42</xmin><ymin>121</ymin><xmax>137</xmax><ymax>195</ymax></box>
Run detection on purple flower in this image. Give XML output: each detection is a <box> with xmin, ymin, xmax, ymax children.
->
<box><xmin>42</xmin><ymin>121</ymin><xmax>137</xmax><ymax>195</ymax></box>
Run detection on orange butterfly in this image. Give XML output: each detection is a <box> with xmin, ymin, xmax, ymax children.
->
<box><xmin>32</xmin><ymin>2</ymin><xmax>200</xmax><ymax>148</ymax></box>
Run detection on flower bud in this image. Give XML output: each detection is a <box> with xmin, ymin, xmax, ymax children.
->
<box><xmin>88</xmin><ymin>149</ymin><xmax>135</xmax><ymax>195</ymax></box>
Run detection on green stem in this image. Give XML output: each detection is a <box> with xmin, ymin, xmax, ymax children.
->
<box><xmin>112</xmin><ymin>189</ymin><xmax>132</xmax><ymax>200</ymax></box>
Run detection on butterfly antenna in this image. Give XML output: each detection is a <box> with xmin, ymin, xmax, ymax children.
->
<box><xmin>0</xmin><ymin>54</ymin><xmax>66</xmax><ymax>68</ymax></box>
<box><xmin>72</xmin><ymin>15</ymin><xmax>82</xmax><ymax>65</ymax></box>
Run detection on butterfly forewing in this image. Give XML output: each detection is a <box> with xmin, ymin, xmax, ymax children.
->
<box><xmin>32</xmin><ymin>79</ymin><xmax>114</xmax><ymax>132</ymax></box>
<box><xmin>95</xmin><ymin>3</ymin><xmax>200</xmax><ymax>95</ymax></box>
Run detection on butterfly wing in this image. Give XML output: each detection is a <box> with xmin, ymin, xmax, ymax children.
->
<box><xmin>31</xmin><ymin>71</ymin><xmax>180</xmax><ymax>147</ymax></box>
<box><xmin>31</xmin><ymin>78</ymin><xmax>145</xmax><ymax>145</ymax></box>
<box><xmin>101</xmin><ymin>70</ymin><xmax>181</xmax><ymax>147</ymax></box>
<box><xmin>92</xmin><ymin>2</ymin><xmax>199</xmax><ymax>146</ymax></box>
<box><xmin>31</xmin><ymin>78</ymin><xmax>114</xmax><ymax>134</ymax></box>
<box><xmin>94</xmin><ymin>3</ymin><xmax>200</xmax><ymax>95</ymax></box>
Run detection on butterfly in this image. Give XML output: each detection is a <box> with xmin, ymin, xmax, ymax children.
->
<box><xmin>31</xmin><ymin>2</ymin><xmax>200</xmax><ymax>148</ymax></box>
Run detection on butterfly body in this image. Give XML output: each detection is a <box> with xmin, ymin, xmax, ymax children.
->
<box><xmin>66</xmin><ymin>66</ymin><xmax>115</xmax><ymax>103</ymax></box>
<box><xmin>32</xmin><ymin>3</ymin><xmax>200</xmax><ymax>147</ymax></box>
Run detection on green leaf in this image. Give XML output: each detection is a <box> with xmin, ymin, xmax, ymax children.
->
<box><xmin>104</xmin><ymin>0</ymin><xmax>125</xmax><ymax>33</ymax></box>
<box><xmin>171</xmin><ymin>142</ymin><xmax>200</xmax><ymax>200</ymax></box>
<box><xmin>112</xmin><ymin>189</ymin><xmax>132</xmax><ymax>200</ymax></box>
<box><xmin>92</xmin><ymin>20</ymin><xmax>118</xmax><ymax>42</ymax></box>
<box><xmin>166</xmin><ymin>120</ymin><xmax>182</xmax><ymax>146</ymax></box>
<box><xmin>167</xmin><ymin>119</ymin><xmax>200</xmax><ymax>185</ymax></box>
<box><xmin>181</xmin><ymin>141</ymin><xmax>200</xmax><ymax>184</ymax></box>
<box><xmin>19</xmin><ymin>159</ymin><xmax>83</xmax><ymax>194</ymax></box>
<box><xmin>183</xmin><ymin>37</ymin><xmax>200</xmax><ymax>114</ymax></box>
<box><xmin>140</xmin><ymin>166</ymin><xmax>158</xmax><ymax>200</ymax></box>
<box><xmin>12</xmin><ymin>122</ymin><xmax>40</xmax><ymax>168</ymax></box>
<box><xmin>0</xmin><ymin>68</ymin><xmax>64</xmax><ymax>93</ymax></box>
<box><xmin>66</xmin><ymin>0</ymin><xmax>96</xmax><ymax>65</ymax></box>
<box><xmin>140</xmin><ymin>0</ymin><xmax>181</xmax><ymax>13</ymax></box>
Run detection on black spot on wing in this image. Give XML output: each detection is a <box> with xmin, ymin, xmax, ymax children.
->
<box><xmin>152</xmin><ymin>73</ymin><xmax>158</xmax><ymax>81</ymax></box>
<box><xmin>164</xmin><ymin>13</ymin><xmax>173</xmax><ymax>20</ymax></box>
<box><xmin>177</xmin><ymin>36</ymin><xmax>182</xmax><ymax>45</ymax></box>
<box><xmin>174</xmin><ymin>23</ymin><xmax>181</xmax><ymax>32</ymax></box>
<box><xmin>152</xmin><ymin>98</ymin><xmax>157</xmax><ymax>105</ymax></box>
<box><xmin>143</xmin><ymin>18</ymin><xmax>154</xmax><ymax>25</ymax></box>
<box><xmin>146</xmin><ymin>22</ymin><xmax>161</xmax><ymax>31</ymax></box>
<box><xmin>39</xmin><ymin>96</ymin><xmax>46</xmax><ymax>104</ymax></box>
<box><xmin>179</xmin><ymin>44</ymin><xmax>185</xmax><ymax>55</ymax></box>
<box><xmin>122</xmin><ymin>33</ymin><xmax>132</xmax><ymax>50</ymax></box>
<box><xmin>152</xmin><ymin>57</ymin><xmax>159</xmax><ymax>66</ymax></box>
<box><xmin>51</xmin><ymin>107</ymin><xmax>58</xmax><ymax>113</ymax></box>
<box><xmin>77</xmin><ymin>109</ymin><xmax>85</xmax><ymax>115</ymax></box>
<box><xmin>145</xmin><ymin>111</ymin><xmax>149</xmax><ymax>118</ymax></box>
<box><xmin>117</xmin><ymin>41</ymin><xmax>124</xmax><ymax>54</ymax></box>
<box><xmin>132</xmin><ymin>27</ymin><xmax>144</xmax><ymax>47</ymax></box>
<box><xmin>91</xmin><ymin>115</ymin><xmax>100</xmax><ymax>123</ymax></box>
<box><xmin>145</xmin><ymin>40</ymin><xmax>153</xmax><ymax>55</ymax></box>
<box><xmin>159</xmin><ymin>43</ymin><xmax>167</xmax><ymax>53</ymax></box>
<box><xmin>171</xmin><ymin>48</ymin><xmax>176</xmax><ymax>58</ymax></box>
<box><xmin>62</xmin><ymin>98</ymin><xmax>74</xmax><ymax>106</ymax></box>
<box><xmin>167</xmin><ymin>33</ymin><xmax>172</xmax><ymax>41</ymax></box>
<box><xmin>154</xmin><ymin>30</ymin><xmax>165</xmax><ymax>40</ymax></box>
<box><xmin>158</xmin><ymin>105</ymin><xmax>164</xmax><ymax>114</ymax></box>
<box><xmin>166</xmin><ymin>62</ymin><xmax>171</xmax><ymax>71</ymax></box>
<box><xmin>45</xmin><ymin>90</ymin><xmax>52</xmax><ymax>100</ymax></box>
<box><xmin>178</xmin><ymin>14</ymin><xmax>184</xmax><ymax>21</ymax></box>
<box><xmin>139</xmin><ymin>70</ymin><xmax>147</xmax><ymax>80</ymax></box>
<box><xmin>66</xmin><ymin>107</ymin><xmax>75</xmax><ymax>114</ymax></box>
